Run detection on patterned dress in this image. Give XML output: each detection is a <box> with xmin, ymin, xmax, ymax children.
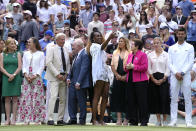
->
<box><xmin>17</xmin><ymin>52</ymin><xmax>46</xmax><ymax>123</ymax></box>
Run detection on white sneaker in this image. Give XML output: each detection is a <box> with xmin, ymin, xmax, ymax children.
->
<box><xmin>168</xmin><ymin>121</ymin><xmax>177</xmax><ymax>127</ymax></box>
<box><xmin>162</xmin><ymin>121</ymin><xmax>168</xmax><ymax>126</ymax></box>
<box><xmin>186</xmin><ymin>123</ymin><xmax>193</xmax><ymax>128</ymax></box>
<box><xmin>155</xmin><ymin>121</ymin><xmax>162</xmax><ymax>126</ymax></box>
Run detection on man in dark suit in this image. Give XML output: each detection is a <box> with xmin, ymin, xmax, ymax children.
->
<box><xmin>172</xmin><ymin>6</ymin><xmax>187</xmax><ymax>42</ymax></box>
<box><xmin>172</xmin><ymin>6</ymin><xmax>187</xmax><ymax>27</ymax></box>
<box><xmin>67</xmin><ymin>38</ymin><xmax>90</xmax><ymax>125</ymax></box>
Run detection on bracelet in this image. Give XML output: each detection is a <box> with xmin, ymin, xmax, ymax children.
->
<box><xmin>13</xmin><ymin>73</ymin><xmax>16</xmax><ymax>76</ymax></box>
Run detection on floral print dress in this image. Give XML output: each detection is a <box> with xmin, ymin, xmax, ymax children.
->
<box><xmin>17</xmin><ymin>53</ymin><xmax>46</xmax><ymax>123</ymax></box>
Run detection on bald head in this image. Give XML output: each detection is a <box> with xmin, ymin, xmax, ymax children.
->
<box><xmin>72</xmin><ymin>38</ymin><xmax>84</xmax><ymax>55</ymax></box>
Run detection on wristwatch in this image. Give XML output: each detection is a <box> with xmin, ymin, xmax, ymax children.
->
<box><xmin>181</xmin><ymin>72</ymin><xmax>185</xmax><ymax>76</ymax></box>
<box><xmin>13</xmin><ymin>73</ymin><xmax>16</xmax><ymax>76</ymax></box>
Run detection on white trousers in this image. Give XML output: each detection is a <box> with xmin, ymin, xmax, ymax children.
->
<box><xmin>170</xmin><ymin>74</ymin><xmax>192</xmax><ymax>124</ymax></box>
<box><xmin>48</xmin><ymin>81</ymin><xmax>67</xmax><ymax>121</ymax></box>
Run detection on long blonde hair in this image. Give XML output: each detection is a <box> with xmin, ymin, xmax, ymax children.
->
<box><xmin>4</xmin><ymin>37</ymin><xmax>16</xmax><ymax>54</ymax></box>
<box><xmin>115</xmin><ymin>36</ymin><xmax>130</xmax><ymax>53</ymax></box>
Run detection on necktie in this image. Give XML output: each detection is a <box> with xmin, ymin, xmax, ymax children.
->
<box><xmin>61</xmin><ymin>47</ymin><xmax>66</xmax><ymax>72</ymax></box>
<box><xmin>73</xmin><ymin>53</ymin><xmax>78</xmax><ymax>66</ymax></box>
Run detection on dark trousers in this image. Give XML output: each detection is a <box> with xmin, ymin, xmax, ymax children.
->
<box><xmin>68</xmin><ymin>84</ymin><xmax>87</xmax><ymax>123</ymax></box>
<box><xmin>127</xmin><ymin>81</ymin><xmax>149</xmax><ymax>125</ymax></box>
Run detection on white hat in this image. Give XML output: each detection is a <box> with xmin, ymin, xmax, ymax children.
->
<box><xmin>5</xmin><ymin>13</ymin><xmax>13</xmax><ymax>19</ymax></box>
<box><xmin>23</xmin><ymin>10</ymin><xmax>32</xmax><ymax>16</ymax></box>
<box><xmin>146</xmin><ymin>24</ymin><xmax>153</xmax><ymax>29</ymax></box>
<box><xmin>12</xmin><ymin>3</ymin><xmax>20</xmax><ymax>7</ymax></box>
<box><xmin>129</xmin><ymin>29</ymin><xmax>135</xmax><ymax>34</ymax></box>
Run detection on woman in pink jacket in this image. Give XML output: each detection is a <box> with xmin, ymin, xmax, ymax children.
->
<box><xmin>125</xmin><ymin>39</ymin><xmax>149</xmax><ymax>126</ymax></box>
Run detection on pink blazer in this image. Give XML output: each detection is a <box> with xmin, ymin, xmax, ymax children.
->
<box><xmin>125</xmin><ymin>50</ymin><xmax>148</xmax><ymax>82</ymax></box>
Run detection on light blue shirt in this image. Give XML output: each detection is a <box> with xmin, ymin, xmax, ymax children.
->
<box><xmin>187</xmin><ymin>20</ymin><xmax>196</xmax><ymax>42</ymax></box>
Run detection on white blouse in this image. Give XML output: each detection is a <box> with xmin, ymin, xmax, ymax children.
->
<box><xmin>22</xmin><ymin>51</ymin><xmax>45</xmax><ymax>76</ymax></box>
<box><xmin>90</xmin><ymin>43</ymin><xmax>108</xmax><ymax>85</ymax></box>
<box><xmin>148</xmin><ymin>51</ymin><xmax>170</xmax><ymax>76</ymax></box>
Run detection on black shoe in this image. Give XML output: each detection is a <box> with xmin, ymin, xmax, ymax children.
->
<box><xmin>47</xmin><ymin>120</ymin><xmax>54</xmax><ymax>125</ymax></box>
<box><xmin>57</xmin><ymin>120</ymin><xmax>66</xmax><ymax>126</ymax></box>
<box><xmin>140</xmin><ymin>123</ymin><xmax>148</xmax><ymax>126</ymax></box>
<box><xmin>79</xmin><ymin>120</ymin><xmax>86</xmax><ymax>125</ymax></box>
<box><xmin>129</xmin><ymin>123</ymin><xmax>138</xmax><ymax>126</ymax></box>
<box><xmin>66</xmin><ymin>120</ymin><xmax>77</xmax><ymax>125</ymax></box>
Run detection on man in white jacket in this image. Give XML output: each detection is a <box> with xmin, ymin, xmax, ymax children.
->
<box><xmin>168</xmin><ymin>28</ymin><xmax>194</xmax><ymax>127</ymax></box>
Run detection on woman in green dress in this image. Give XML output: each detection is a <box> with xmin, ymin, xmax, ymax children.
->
<box><xmin>0</xmin><ymin>37</ymin><xmax>22</xmax><ymax>125</ymax></box>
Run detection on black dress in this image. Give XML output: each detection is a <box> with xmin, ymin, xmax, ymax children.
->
<box><xmin>110</xmin><ymin>56</ymin><xmax>127</xmax><ymax>112</ymax></box>
<box><xmin>148</xmin><ymin>72</ymin><xmax>170</xmax><ymax>114</ymax></box>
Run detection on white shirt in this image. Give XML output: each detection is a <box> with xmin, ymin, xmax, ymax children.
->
<box><xmin>160</xmin><ymin>21</ymin><xmax>178</xmax><ymax>33</ymax></box>
<box><xmin>105</xmin><ymin>30</ymin><xmax>124</xmax><ymax>44</ymax></box>
<box><xmin>22</xmin><ymin>51</ymin><xmax>45</xmax><ymax>76</ymax></box>
<box><xmin>90</xmin><ymin>43</ymin><xmax>109</xmax><ymax>85</ymax></box>
<box><xmin>127</xmin><ymin>2</ymin><xmax>141</xmax><ymax>15</ymax></box>
<box><xmin>57</xmin><ymin>45</ymin><xmax>68</xmax><ymax>73</ymax></box>
<box><xmin>51</xmin><ymin>4</ymin><xmax>68</xmax><ymax>22</ymax></box>
<box><xmin>36</xmin><ymin>7</ymin><xmax>52</xmax><ymax>23</ymax></box>
<box><xmin>148</xmin><ymin>51</ymin><xmax>170</xmax><ymax>76</ymax></box>
<box><xmin>64</xmin><ymin>38</ymin><xmax>74</xmax><ymax>53</ymax></box>
<box><xmin>158</xmin><ymin>14</ymin><xmax>167</xmax><ymax>23</ymax></box>
<box><xmin>87</xmin><ymin>20</ymin><xmax>104</xmax><ymax>36</ymax></box>
<box><xmin>168</xmin><ymin>42</ymin><xmax>194</xmax><ymax>75</ymax></box>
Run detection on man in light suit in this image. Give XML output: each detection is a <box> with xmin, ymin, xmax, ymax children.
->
<box><xmin>67</xmin><ymin>38</ymin><xmax>90</xmax><ymax>125</ymax></box>
<box><xmin>46</xmin><ymin>33</ymin><xmax>70</xmax><ymax>125</ymax></box>
<box><xmin>168</xmin><ymin>28</ymin><xmax>194</xmax><ymax>127</ymax></box>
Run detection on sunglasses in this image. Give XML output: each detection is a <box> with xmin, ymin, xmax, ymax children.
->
<box><xmin>113</xmin><ymin>24</ymin><xmax>119</xmax><ymax>27</ymax></box>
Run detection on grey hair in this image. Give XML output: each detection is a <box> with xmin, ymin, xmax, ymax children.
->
<box><xmin>74</xmin><ymin>38</ymin><xmax>84</xmax><ymax>48</ymax></box>
<box><xmin>55</xmin><ymin>33</ymin><xmax>66</xmax><ymax>40</ymax></box>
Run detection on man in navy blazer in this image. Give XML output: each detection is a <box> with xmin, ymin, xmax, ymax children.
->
<box><xmin>67</xmin><ymin>38</ymin><xmax>90</xmax><ymax>125</ymax></box>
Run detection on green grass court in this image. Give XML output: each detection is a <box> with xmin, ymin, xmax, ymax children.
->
<box><xmin>0</xmin><ymin>125</ymin><xmax>195</xmax><ymax>131</ymax></box>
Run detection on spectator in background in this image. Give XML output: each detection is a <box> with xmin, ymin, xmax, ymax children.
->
<box><xmin>6</xmin><ymin>0</ymin><xmax>18</xmax><ymax>12</ymax></box>
<box><xmin>125</xmin><ymin>39</ymin><xmax>149</xmax><ymax>126</ymax></box>
<box><xmin>110</xmin><ymin>37</ymin><xmax>130</xmax><ymax>125</ymax></box>
<box><xmin>51</xmin><ymin>0</ymin><xmax>68</xmax><ymax>24</ymax></box>
<box><xmin>18</xmin><ymin>37</ymin><xmax>45</xmax><ymax>125</ymax></box>
<box><xmin>105</xmin><ymin>21</ymin><xmax>124</xmax><ymax>44</ymax></box>
<box><xmin>160</xmin><ymin>12</ymin><xmax>178</xmax><ymax>41</ymax></box>
<box><xmin>0</xmin><ymin>38</ymin><xmax>22</xmax><ymax>125</ymax></box>
<box><xmin>36</xmin><ymin>0</ymin><xmax>53</xmax><ymax>33</ymax></box>
<box><xmin>117</xmin><ymin>6</ymin><xmax>124</xmax><ymax>25</ymax></box>
<box><xmin>39</xmin><ymin>30</ymin><xmax>54</xmax><ymax>55</ymax></box>
<box><xmin>158</xmin><ymin>5</ymin><xmax>168</xmax><ymax>24</ymax></box>
<box><xmin>79</xmin><ymin>0</ymin><xmax>93</xmax><ymax>28</ymax></box>
<box><xmin>12</xmin><ymin>3</ymin><xmax>23</xmax><ymax>36</ymax></box>
<box><xmin>104</xmin><ymin>0</ymin><xmax>113</xmax><ymax>13</ymax></box>
<box><xmin>142</xmin><ymin>24</ymin><xmax>158</xmax><ymax>47</ymax></box>
<box><xmin>147</xmin><ymin>6</ymin><xmax>158</xmax><ymax>34</ymax></box>
<box><xmin>2</xmin><ymin>14</ymin><xmax>17</xmax><ymax>41</ymax></box>
<box><xmin>186</xmin><ymin>10</ymin><xmax>196</xmax><ymax>53</ymax></box>
<box><xmin>22</xmin><ymin>0</ymin><xmax>37</xmax><ymax>19</ymax></box>
<box><xmin>39</xmin><ymin>22</ymin><xmax>49</xmax><ymax>39</ymax></box>
<box><xmin>148</xmin><ymin>37</ymin><xmax>170</xmax><ymax>126</ymax></box>
<box><xmin>177</xmin><ymin>0</ymin><xmax>195</xmax><ymax>17</ymax></box>
<box><xmin>172</xmin><ymin>6</ymin><xmax>187</xmax><ymax>28</ymax></box>
<box><xmin>160</xmin><ymin>26</ymin><xmax>175</xmax><ymax>52</ymax></box>
<box><xmin>168</xmin><ymin>28</ymin><xmax>194</xmax><ymax>127</ymax></box>
<box><xmin>19</xmin><ymin>10</ymin><xmax>39</xmax><ymax>51</ymax></box>
<box><xmin>64</xmin><ymin>27</ymin><xmax>74</xmax><ymax>53</ymax></box>
<box><xmin>67</xmin><ymin>0</ymin><xmax>80</xmax><ymax>29</ymax></box>
<box><xmin>104</xmin><ymin>10</ymin><xmax>116</xmax><ymax>34</ymax></box>
<box><xmin>0</xmin><ymin>0</ymin><xmax>6</xmax><ymax>15</ymax></box>
<box><xmin>136</xmin><ymin>11</ymin><xmax>150</xmax><ymax>39</ymax></box>
<box><xmin>53</xmin><ymin>12</ymin><xmax>64</xmax><ymax>34</ymax></box>
<box><xmin>120</xmin><ymin>14</ymin><xmax>132</xmax><ymax>38</ymax></box>
<box><xmin>63</xmin><ymin>20</ymin><xmax>77</xmax><ymax>37</ymax></box>
<box><xmin>88</xmin><ymin>12</ymin><xmax>104</xmax><ymax>36</ymax></box>
<box><xmin>99</xmin><ymin>3</ymin><xmax>109</xmax><ymax>23</ymax></box>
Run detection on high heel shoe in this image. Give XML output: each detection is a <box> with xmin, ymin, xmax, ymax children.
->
<box><xmin>11</xmin><ymin>120</ymin><xmax>16</xmax><ymax>125</ymax></box>
<box><xmin>116</xmin><ymin>120</ymin><xmax>122</xmax><ymax>126</ymax></box>
<box><xmin>5</xmin><ymin>120</ymin><xmax>10</xmax><ymax>126</ymax></box>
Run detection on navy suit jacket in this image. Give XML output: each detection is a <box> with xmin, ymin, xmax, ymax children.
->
<box><xmin>68</xmin><ymin>49</ymin><xmax>90</xmax><ymax>88</ymax></box>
